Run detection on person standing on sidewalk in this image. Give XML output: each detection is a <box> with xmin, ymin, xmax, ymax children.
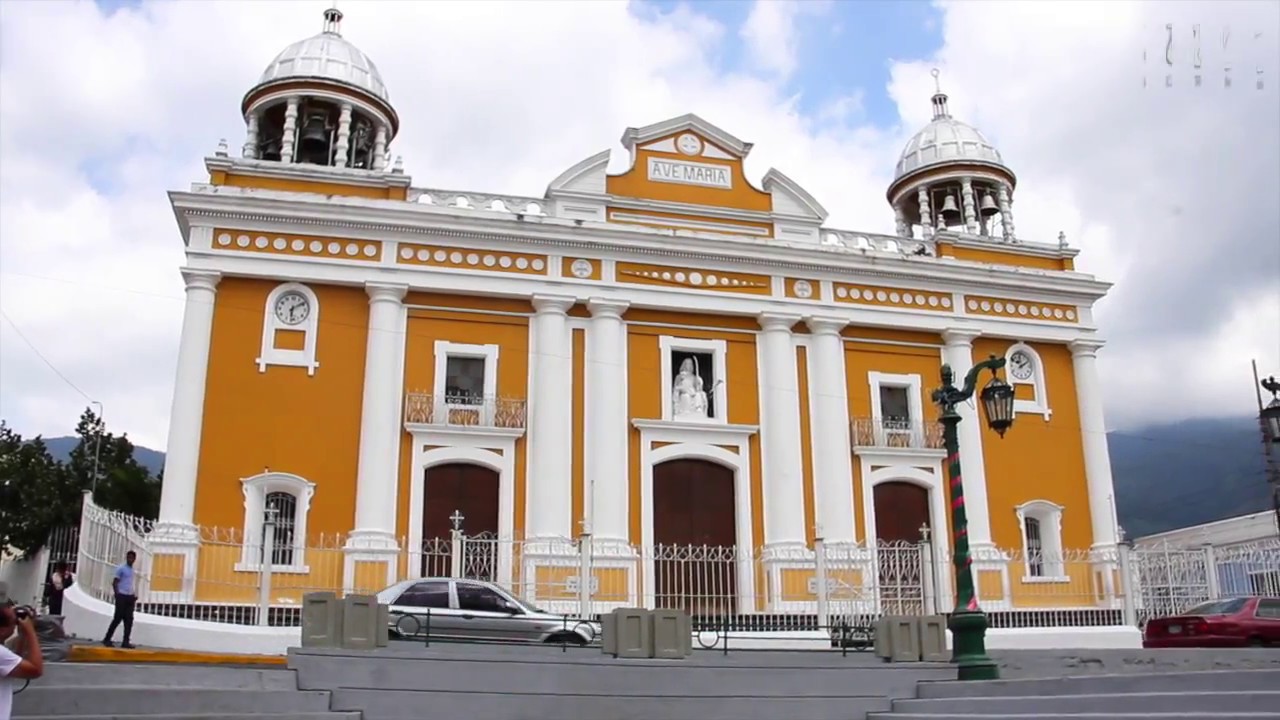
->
<box><xmin>1</xmin><ymin>603</ymin><xmax>45</xmax><ymax>720</ymax></box>
<box><xmin>101</xmin><ymin>551</ymin><xmax>137</xmax><ymax>649</ymax></box>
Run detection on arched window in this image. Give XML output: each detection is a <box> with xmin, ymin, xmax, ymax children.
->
<box><xmin>237</xmin><ymin>472</ymin><xmax>316</xmax><ymax>573</ymax></box>
<box><xmin>1015</xmin><ymin>500</ymin><xmax>1066</xmax><ymax>581</ymax></box>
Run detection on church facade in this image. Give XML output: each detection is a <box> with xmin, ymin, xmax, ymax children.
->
<box><xmin>147</xmin><ymin>8</ymin><xmax>1121</xmax><ymax>617</ymax></box>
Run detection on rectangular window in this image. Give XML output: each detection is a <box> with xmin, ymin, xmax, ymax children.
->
<box><xmin>879</xmin><ymin>385</ymin><xmax>912</xmax><ymax>445</ymax></box>
<box><xmin>264</xmin><ymin>492</ymin><xmax>297</xmax><ymax>567</ymax></box>
<box><xmin>1024</xmin><ymin>517</ymin><xmax>1044</xmax><ymax>577</ymax></box>
<box><xmin>445</xmin><ymin>356</ymin><xmax>486</xmax><ymax>405</ymax></box>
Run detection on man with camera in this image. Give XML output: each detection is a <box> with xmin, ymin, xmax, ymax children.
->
<box><xmin>1</xmin><ymin>602</ymin><xmax>45</xmax><ymax>720</ymax></box>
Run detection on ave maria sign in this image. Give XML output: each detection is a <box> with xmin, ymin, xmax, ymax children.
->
<box><xmin>647</xmin><ymin>157</ymin><xmax>733</xmax><ymax>189</ymax></box>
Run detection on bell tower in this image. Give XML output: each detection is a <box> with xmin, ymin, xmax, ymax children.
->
<box><xmin>888</xmin><ymin>69</ymin><xmax>1018</xmax><ymax>243</ymax></box>
<box><xmin>239</xmin><ymin>7</ymin><xmax>399</xmax><ymax>171</ymax></box>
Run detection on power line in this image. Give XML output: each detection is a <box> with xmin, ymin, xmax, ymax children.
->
<box><xmin>0</xmin><ymin>308</ymin><xmax>95</xmax><ymax>403</ymax></box>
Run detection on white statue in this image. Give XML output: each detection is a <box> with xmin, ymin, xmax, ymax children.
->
<box><xmin>672</xmin><ymin>358</ymin><xmax>709</xmax><ymax>419</ymax></box>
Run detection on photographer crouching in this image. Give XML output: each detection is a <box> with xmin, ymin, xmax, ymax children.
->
<box><xmin>1</xmin><ymin>602</ymin><xmax>44</xmax><ymax>720</ymax></box>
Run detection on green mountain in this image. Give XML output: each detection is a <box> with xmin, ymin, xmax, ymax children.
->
<box><xmin>34</xmin><ymin>416</ymin><xmax>1273</xmax><ymax>539</ymax></box>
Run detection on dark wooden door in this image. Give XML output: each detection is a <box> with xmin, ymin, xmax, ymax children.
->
<box><xmin>872</xmin><ymin>481</ymin><xmax>929</xmax><ymax>614</ymax></box>
<box><xmin>423</xmin><ymin>463</ymin><xmax>499</xmax><ymax>578</ymax></box>
<box><xmin>652</xmin><ymin>459</ymin><xmax>737</xmax><ymax>616</ymax></box>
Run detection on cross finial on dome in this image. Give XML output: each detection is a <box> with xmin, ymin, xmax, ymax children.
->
<box><xmin>322</xmin><ymin>5</ymin><xmax>343</xmax><ymax>35</ymax></box>
<box><xmin>929</xmin><ymin>67</ymin><xmax>951</xmax><ymax>120</ymax></box>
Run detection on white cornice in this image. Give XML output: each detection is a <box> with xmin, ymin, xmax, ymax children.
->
<box><xmin>620</xmin><ymin>113</ymin><xmax>753</xmax><ymax>157</ymax></box>
<box><xmin>936</xmin><ymin>231</ymin><xmax>1080</xmax><ymax>261</ymax></box>
<box><xmin>761</xmin><ymin>168</ymin><xmax>828</xmax><ymax>222</ymax></box>
<box><xmin>169</xmin><ymin>189</ymin><xmax>1112</xmax><ymax>304</ymax></box>
<box><xmin>205</xmin><ymin>156</ymin><xmax>412</xmax><ymax>189</ymax></box>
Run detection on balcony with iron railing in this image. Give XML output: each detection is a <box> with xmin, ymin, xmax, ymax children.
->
<box><xmin>850</xmin><ymin>417</ymin><xmax>945</xmax><ymax>451</ymax></box>
<box><xmin>403</xmin><ymin>392</ymin><xmax>528</xmax><ymax>430</ymax></box>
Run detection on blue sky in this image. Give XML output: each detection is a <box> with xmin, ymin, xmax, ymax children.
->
<box><xmin>643</xmin><ymin>0</ymin><xmax>944</xmax><ymax>126</ymax></box>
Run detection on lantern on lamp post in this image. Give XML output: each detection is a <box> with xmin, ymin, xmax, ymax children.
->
<box><xmin>1260</xmin><ymin>376</ymin><xmax>1280</xmax><ymax>444</ymax></box>
<box><xmin>931</xmin><ymin>354</ymin><xmax>1016</xmax><ymax>681</ymax></box>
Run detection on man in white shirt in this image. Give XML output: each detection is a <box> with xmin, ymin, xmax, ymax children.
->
<box><xmin>1</xmin><ymin>603</ymin><xmax>44</xmax><ymax>720</ymax></box>
<box><xmin>101</xmin><ymin>551</ymin><xmax>137</xmax><ymax>649</ymax></box>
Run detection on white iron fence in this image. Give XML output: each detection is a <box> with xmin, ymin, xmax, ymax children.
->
<box><xmin>57</xmin><ymin>493</ymin><xmax>1280</xmax><ymax>634</ymax></box>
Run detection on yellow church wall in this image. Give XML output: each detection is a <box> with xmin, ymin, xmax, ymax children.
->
<box><xmin>194</xmin><ymin>278</ymin><xmax>369</xmax><ymax>535</ymax></box>
<box><xmin>394</xmin><ymin>300</ymin><xmax>532</xmax><ymax>543</ymax></box>
<box><xmin>571</xmin><ymin>327</ymin><xmax>586</xmax><ymax>532</ymax></box>
<box><xmin>796</xmin><ymin>346</ymin><xmax>816</xmax><ymax>547</ymax></box>
<box><xmin>624</xmin><ymin>314</ymin><xmax>763</xmax><ymax>556</ymax></box>
<box><xmin>189</xmin><ymin>278</ymin><xmax>370</xmax><ymax>603</ymax></box>
<box><xmin>843</xmin><ymin>337</ymin><xmax>947</xmax><ymax>545</ymax></box>
<box><xmin>605</xmin><ymin>131</ymin><xmax>772</xmax><ymax>213</ymax></box>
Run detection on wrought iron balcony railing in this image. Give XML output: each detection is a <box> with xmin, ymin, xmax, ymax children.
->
<box><xmin>849</xmin><ymin>417</ymin><xmax>944</xmax><ymax>450</ymax></box>
<box><xmin>404</xmin><ymin>392</ymin><xmax>528</xmax><ymax>430</ymax></box>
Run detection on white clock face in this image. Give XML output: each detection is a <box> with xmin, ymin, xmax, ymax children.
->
<box><xmin>676</xmin><ymin>133</ymin><xmax>702</xmax><ymax>156</ymax></box>
<box><xmin>274</xmin><ymin>291</ymin><xmax>311</xmax><ymax>326</ymax></box>
<box><xmin>1009</xmin><ymin>351</ymin><xmax>1034</xmax><ymax>381</ymax></box>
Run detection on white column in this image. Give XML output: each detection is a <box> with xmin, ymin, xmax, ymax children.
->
<box><xmin>586</xmin><ymin>298</ymin><xmax>630</xmax><ymax>546</ymax></box>
<box><xmin>998</xmin><ymin>184</ymin><xmax>1016</xmax><ymax>241</ymax></box>
<box><xmin>806</xmin><ymin>316</ymin><xmax>856</xmax><ymax>545</ymax></box>
<box><xmin>279</xmin><ymin>97</ymin><xmax>300</xmax><ymax>163</ymax></box>
<box><xmin>526</xmin><ymin>295</ymin><xmax>576</xmax><ymax>541</ymax></box>
<box><xmin>917</xmin><ymin>186</ymin><xmax>933</xmax><ymax>238</ymax></box>
<box><xmin>334</xmin><ymin>103</ymin><xmax>352</xmax><ymax>168</ymax></box>
<box><xmin>961</xmin><ymin>178</ymin><xmax>979</xmax><ymax>233</ymax></box>
<box><xmin>242</xmin><ymin>113</ymin><xmax>260</xmax><ymax>159</ymax></box>
<box><xmin>154</xmin><ymin>269</ymin><xmax>221</xmax><ymax>540</ymax></box>
<box><xmin>346</xmin><ymin>282</ymin><xmax>408</xmax><ymax>552</ymax></box>
<box><xmin>372</xmin><ymin>125</ymin><xmax>388</xmax><ymax>171</ymax></box>
<box><xmin>757</xmin><ymin>312</ymin><xmax>807</xmax><ymax>550</ymax></box>
<box><xmin>940</xmin><ymin>329</ymin><xmax>995</xmax><ymax>551</ymax></box>
<box><xmin>1070</xmin><ymin>339</ymin><xmax>1119</xmax><ymax>550</ymax></box>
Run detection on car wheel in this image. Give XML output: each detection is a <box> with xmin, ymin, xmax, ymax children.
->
<box><xmin>545</xmin><ymin>633</ymin><xmax>587</xmax><ymax>647</ymax></box>
<box><xmin>1247</xmin><ymin>636</ymin><xmax>1266</xmax><ymax>648</ymax></box>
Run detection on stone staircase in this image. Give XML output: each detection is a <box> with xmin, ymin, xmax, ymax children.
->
<box><xmin>12</xmin><ymin>662</ymin><xmax>358</xmax><ymax>720</ymax></box>
<box><xmin>869</xmin><ymin>667</ymin><xmax>1280</xmax><ymax>719</ymax></box>
<box><xmin>289</xmin><ymin>643</ymin><xmax>956</xmax><ymax>720</ymax></box>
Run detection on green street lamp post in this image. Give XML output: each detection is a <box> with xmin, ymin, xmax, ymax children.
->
<box><xmin>931</xmin><ymin>354</ymin><xmax>1016</xmax><ymax>681</ymax></box>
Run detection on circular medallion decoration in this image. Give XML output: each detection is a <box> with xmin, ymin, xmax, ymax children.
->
<box><xmin>676</xmin><ymin>133</ymin><xmax>703</xmax><ymax>156</ymax></box>
<box><xmin>793</xmin><ymin>280</ymin><xmax>813</xmax><ymax>299</ymax></box>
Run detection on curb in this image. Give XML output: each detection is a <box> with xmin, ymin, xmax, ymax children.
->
<box><xmin>66</xmin><ymin>644</ymin><xmax>288</xmax><ymax>666</ymax></box>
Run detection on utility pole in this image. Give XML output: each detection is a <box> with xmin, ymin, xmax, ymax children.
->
<box><xmin>1252</xmin><ymin>360</ymin><xmax>1280</xmax><ymax>538</ymax></box>
<box><xmin>91</xmin><ymin>400</ymin><xmax>104</xmax><ymax>495</ymax></box>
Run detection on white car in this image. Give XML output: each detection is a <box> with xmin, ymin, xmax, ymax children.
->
<box><xmin>376</xmin><ymin>577</ymin><xmax>600</xmax><ymax>646</ymax></box>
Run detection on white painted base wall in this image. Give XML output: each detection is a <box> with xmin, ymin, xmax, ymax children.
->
<box><xmin>62</xmin><ymin>584</ymin><xmax>1141</xmax><ymax>656</ymax></box>
<box><xmin>62</xmin><ymin>585</ymin><xmax>299</xmax><ymax>656</ymax></box>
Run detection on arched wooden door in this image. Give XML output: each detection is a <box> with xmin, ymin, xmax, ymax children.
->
<box><xmin>652</xmin><ymin>459</ymin><xmax>737</xmax><ymax>616</ymax></box>
<box><xmin>423</xmin><ymin>463</ymin><xmax>499</xmax><ymax>579</ymax></box>
<box><xmin>872</xmin><ymin>481</ymin><xmax>930</xmax><ymax>614</ymax></box>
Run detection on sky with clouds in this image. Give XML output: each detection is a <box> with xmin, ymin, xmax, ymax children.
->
<box><xmin>0</xmin><ymin>0</ymin><xmax>1277</xmax><ymax>452</ymax></box>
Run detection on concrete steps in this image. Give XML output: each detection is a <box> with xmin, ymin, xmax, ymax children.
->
<box><xmin>292</xmin><ymin>644</ymin><xmax>953</xmax><ymax>720</ymax></box>
<box><xmin>870</xmin><ymin>667</ymin><xmax>1280</xmax><ymax>720</ymax></box>
<box><xmin>13</xmin><ymin>663</ymin><xmax>356</xmax><ymax>720</ymax></box>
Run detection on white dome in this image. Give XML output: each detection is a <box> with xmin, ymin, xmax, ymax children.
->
<box><xmin>257</xmin><ymin>28</ymin><xmax>389</xmax><ymax>103</ymax></box>
<box><xmin>894</xmin><ymin>114</ymin><xmax>1005</xmax><ymax>180</ymax></box>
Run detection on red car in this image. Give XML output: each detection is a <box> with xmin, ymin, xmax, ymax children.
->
<box><xmin>1143</xmin><ymin>596</ymin><xmax>1280</xmax><ymax>648</ymax></box>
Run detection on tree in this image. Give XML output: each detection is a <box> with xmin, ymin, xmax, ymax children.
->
<box><xmin>0</xmin><ymin>422</ymin><xmax>76</xmax><ymax>558</ymax></box>
<box><xmin>66</xmin><ymin>408</ymin><xmax>160</xmax><ymax>520</ymax></box>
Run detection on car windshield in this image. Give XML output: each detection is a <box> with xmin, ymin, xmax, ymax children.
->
<box><xmin>1182</xmin><ymin>597</ymin><xmax>1248</xmax><ymax>616</ymax></box>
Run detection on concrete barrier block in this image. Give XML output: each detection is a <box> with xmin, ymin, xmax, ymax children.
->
<box><xmin>889</xmin><ymin>616</ymin><xmax>922</xmax><ymax>663</ymax></box>
<box><xmin>375</xmin><ymin>603</ymin><xmax>390</xmax><ymax>647</ymax></box>
<box><xmin>873</xmin><ymin>617</ymin><xmax>893</xmax><ymax>659</ymax></box>
<box><xmin>600</xmin><ymin>612</ymin><xmax>616</xmax><ymax>656</ymax></box>
<box><xmin>918</xmin><ymin>615</ymin><xmax>948</xmax><ymax>661</ymax></box>
<box><xmin>609</xmin><ymin>608</ymin><xmax>653</xmax><ymax>659</ymax></box>
<box><xmin>650</xmin><ymin>609</ymin><xmax>691</xmax><ymax>659</ymax></box>
<box><xmin>301</xmin><ymin>592</ymin><xmax>341</xmax><ymax>648</ymax></box>
<box><xmin>341</xmin><ymin>594</ymin><xmax>379</xmax><ymax>650</ymax></box>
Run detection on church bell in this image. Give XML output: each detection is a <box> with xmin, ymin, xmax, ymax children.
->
<box><xmin>939</xmin><ymin>193</ymin><xmax>962</xmax><ymax>225</ymax></box>
<box><xmin>296</xmin><ymin>110</ymin><xmax>333</xmax><ymax>165</ymax></box>
<box><xmin>979</xmin><ymin>193</ymin><xmax>1000</xmax><ymax>217</ymax></box>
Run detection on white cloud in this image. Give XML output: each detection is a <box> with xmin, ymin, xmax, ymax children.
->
<box><xmin>0</xmin><ymin>0</ymin><xmax>1277</xmax><ymax>451</ymax></box>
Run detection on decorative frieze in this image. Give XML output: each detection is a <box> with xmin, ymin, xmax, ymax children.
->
<box><xmin>617</xmin><ymin>261</ymin><xmax>770</xmax><ymax>295</ymax></box>
<box><xmin>214</xmin><ymin>230</ymin><xmax>382</xmax><ymax>262</ymax></box>
<box><xmin>833</xmin><ymin>283</ymin><xmax>953</xmax><ymax>312</ymax></box>
<box><xmin>963</xmin><ymin>295</ymin><xmax>1078</xmax><ymax>323</ymax></box>
<box><xmin>396</xmin><ymin>243</ymin><xmax>548</xmax><ymax>275</ymax></box>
